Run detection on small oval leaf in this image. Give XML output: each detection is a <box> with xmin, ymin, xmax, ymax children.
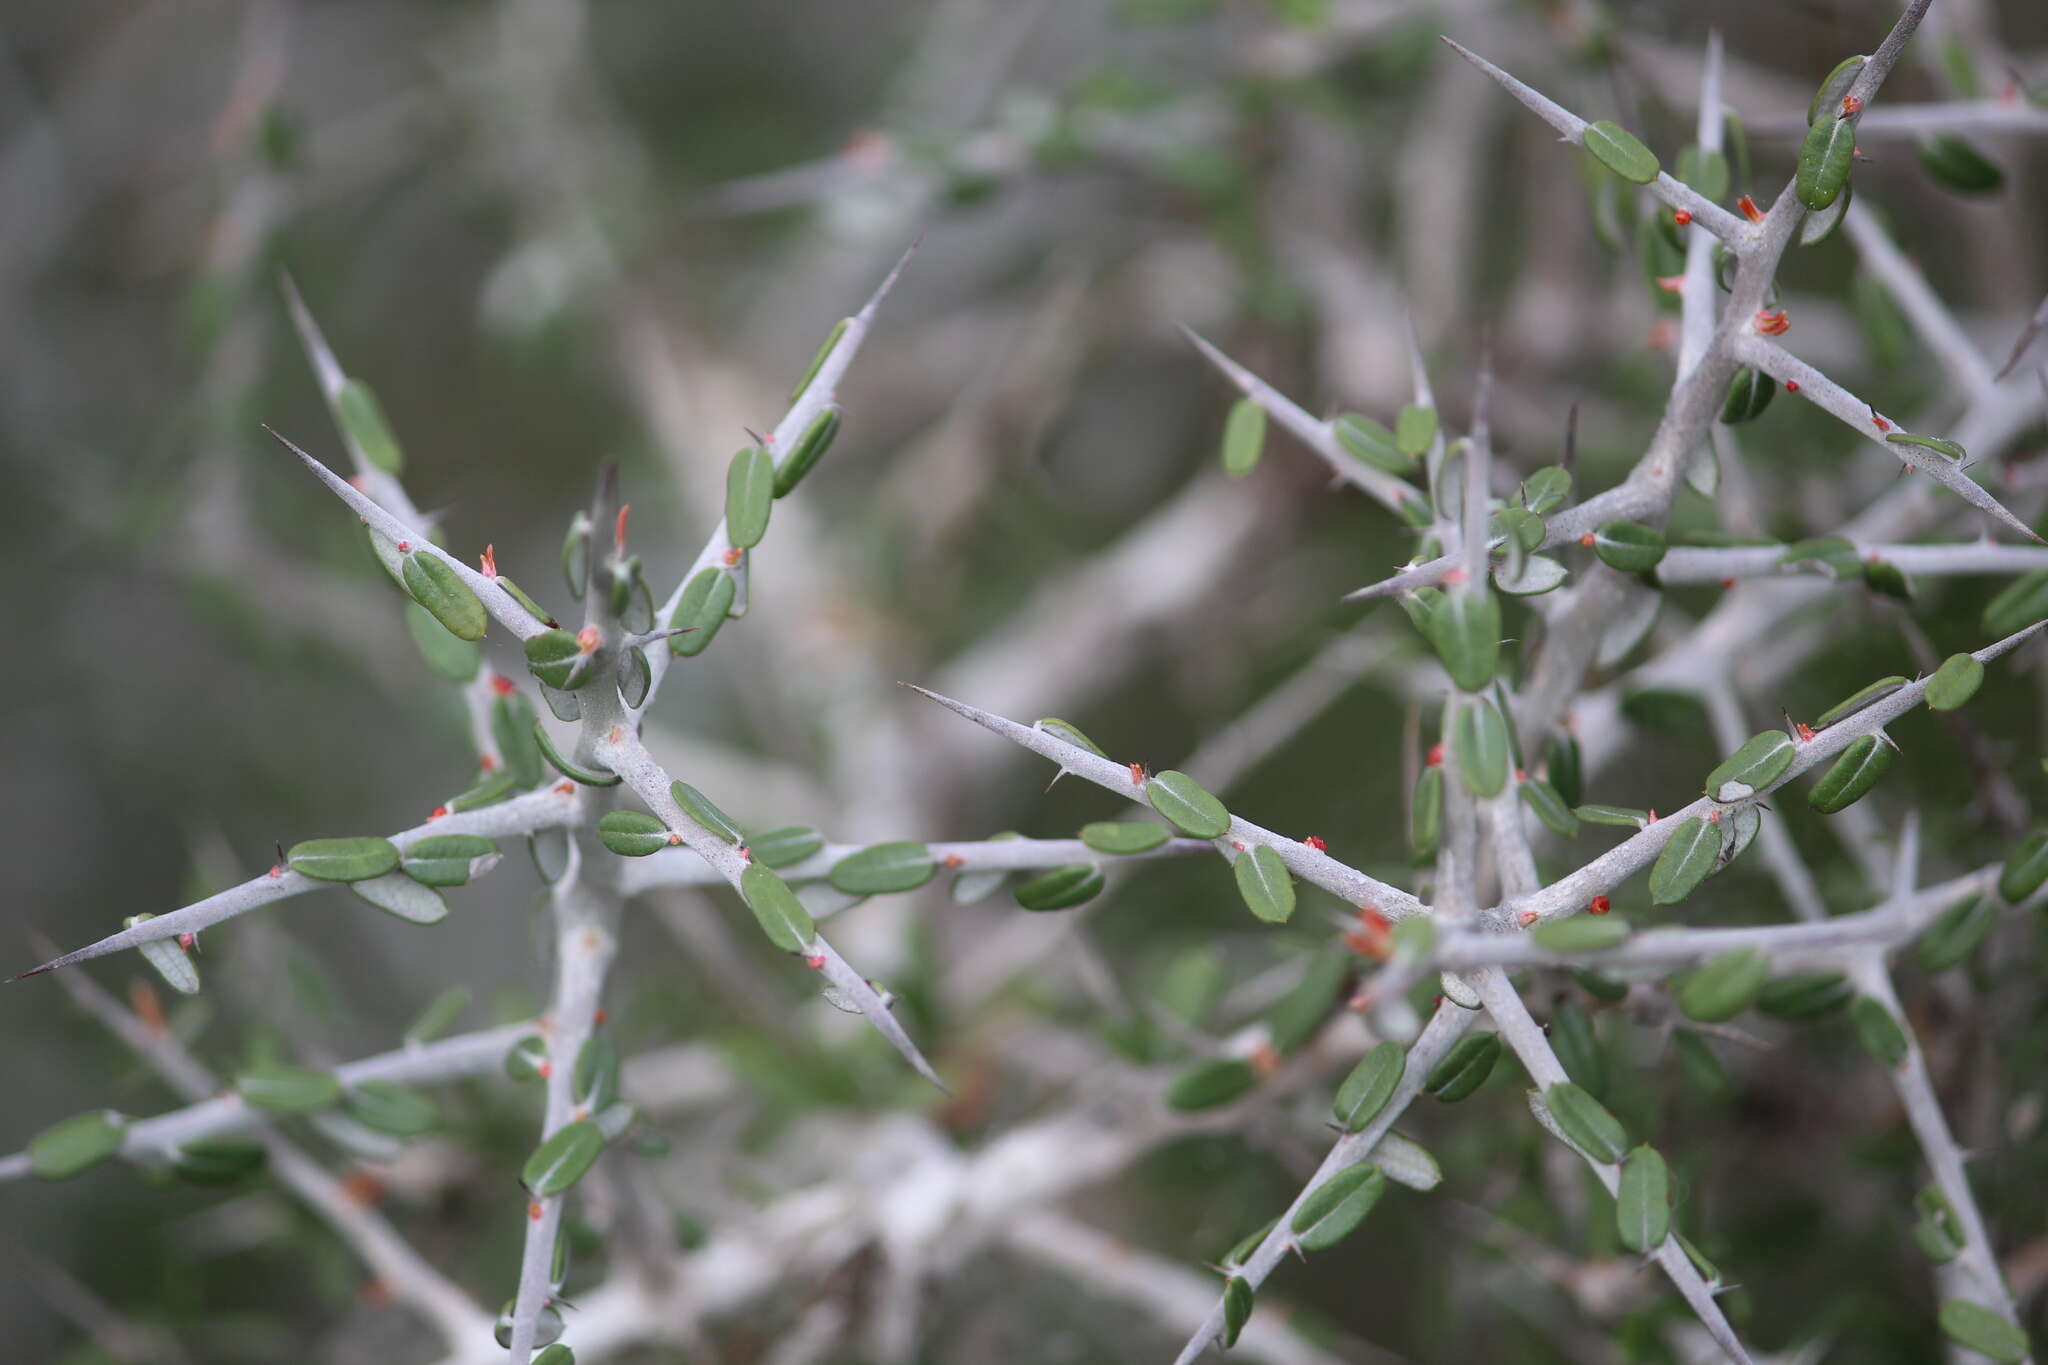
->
<box><xmin>1584</xmin><ymin>119</ymin><xmax>1660</xmax><ymax>184</ymax></box>
<box><xmin>1013</xmin><ymin>864</ymin><xmax>1105</xmax><ymax>911</ymax></box>
<box><xmin>1648</xmin><ymin>817</ymin><xmax>1717</xmax><ymax>904</ymax></box>
<box><xmin>669</xmin><ymin>569</ymin><xmax>737</xmax><ymax>657</ymax></box>
<box><xmin>522</xmin><ymin>1119</ymin><xmax>605</xmax><ymax>1197</ymax></box>
<box><xmin>597</xmin><ymin>811</ymin><xmax>670</xmax><ymax>858</ymax></box>
<box><xmin>1426</xmin><ymin>1031</ymin><xmax>1500</xmax><ymax>1103</ymax></box>
<box><xmin>1808</xmin><ymin>734</ymin><xmax>1892</xmax><ymax>814</ymax></box>
<box><xmin>1221</xmin><ymin>399</ymin><xmax>1266</xmax><ymax>478</ymax></box>
<box><xmin>1165</xmin><ymin>1058</ymin><xmax>1259</xmax><ymax>1112</ymax></box>
<box><xmin>1146</xmin><ymin>771</ymin><xmax>1231</xmax><ymax>839</ymax></box>
<box><xmin>1676</xmin><ymin>949</ymin><xmax>1769</xmax><ymax>1022</ymax></box>
<box><xmin>739</xmin><ymin>863</ymin><xmax>815</xmax><ymax>952</ymax></box>
<box><xmin>1925</xmin><ymin>653</ymin><xmax>1985</xmax><ymax>712</ymax></box>
<box><xmin>236</xmin><ymin>1062</ymin><xmax>342</xmax><ymax>1114</ymax></box>
<box><xmin>1232</xmin><ymin>845</ymin><xmax>1295</xmax><ymax>924</ymax></box>
<box><xmin>725</xmin><ymin>447</ymin><xmax>775</xmax><ymax>549</ymax></box>
<box><xmin>748</xmin><ymin>826</ymin><xmax>824</xmax><ymax>870</ymax></box>
<box><xmin>829</xmin><ymin>841</ymin><xmax>938</xmax><ymax>895</ymax></box>
<box><xmin>1616</xmin><ymin>1146</ymin><xmax>1671</xmax><ymax>1252</ymax></box>
<box><xmin>288</xmin><ymin>837</ymin><xmax>400</xmax><ymax>884</ymax></box>
<box><xmin>29</xmin><ymin>1111</ymin><xmax>126</xmax><ymax>1180</ymax></box>
<box><xmin>1333</xmin><ymin>1042</ymin><xmax>1406</xmax><ymax>1132</ymax></box>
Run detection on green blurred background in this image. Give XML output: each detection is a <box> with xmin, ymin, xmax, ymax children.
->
<box><xmin>3</xmin><ymin>0</ymin><xmax>2046</xmax><ymax>1361</ymax></box>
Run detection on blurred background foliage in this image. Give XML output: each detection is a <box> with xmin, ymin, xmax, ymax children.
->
<box><xmin>2</xmin><ymin>0</ymin><xmax>2046</xmax><ymax>1361</ymax></box>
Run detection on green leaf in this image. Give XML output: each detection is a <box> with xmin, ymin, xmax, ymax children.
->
<box><xmin>1676</xmin><ymin>949</ymin><xmax>1769</xmax><ymax>1022</ymax></box>
<box><xmin>773</xmin><ymin>406</ymin><xmax>840</xmax><ymax>498</ymax></box>
<box><xmin>1616</xmin><ymin>1146</ymin><xmax>1671</xmax><ymax>1252</ymax></box>
<box><xmin>1519</xmin><ymin>778</ymin><xmax>1578</xmax><ymax>837</ymax></box>
<box><xmin>1808</xmin><ymin>734</ymin><xmax>1892</xmax><ymax>813</ymax></box>
<box><xmin>1756</xmin><ymin>971</ymin><xmax>1854</xmax><ymax>1020</ymax></box>
<box><xmin>505</xmin><ymin>1036</ymin><xmax>547</xmax><ymax>1082</ymax></box>
<box><xmin>1146</xmin><ymin>770</ymin><xmax>1231</xmax><ymax>839</ymax></box>
<box><xmin>1592</xmin><ymin>521</ymin><xmax>1666</xmax><ymax>574</ymax></box>
<box><xmin>1862</xmin><ymin>556</ymin><xmax>1912</xmax><ymax>601</ymax></box>
<box><xmin>670</xmin><ymin>782</ymin><xmax>742</xmax><ymax>843</ymax></box>
<box><xmin>1232</xmin><ymin>845</ymin><xmax>1295</xmax><ymax>924</ymax></box>
<box><xmin>406</xmin><ymin>987</ymin><xmax>470</xmax><ymax>1044</ymax></box>
<box><xmin>1333</xmin><ymin>413</ymin><xmax>1416</xmax><ymax>473</ymax></box>
<box><xmin>1409</xmin><ymin>765</ymin><xmax>1443</xmax><ymax>863</ymax></box>
<box><xmin>725</xmin><ymin>447</ymin><xmax>775</xmax><ymax>549</ymax></box>
<box><xmin>1620</xmin><ymin>686</ymin><xmax>1706</xmax><ymax>733</ymax></box>
<box><xmin>1221</xmin><ymin>399</ymin><xmax>1266</xmax><ymax>478</ymax></box>
<box><xmin>1817</xmin><ymin>675</ymin><xmax>1907</xmax><ymax>727</ymax></box>
<box><xmin>1544</xmin><ymin>1081</ymin><xmax>1628</xmax><ymax>1163</ymax></box>
<box><xmin>739</xmin><ymin>863</ymin><xmax>815</xmax><ymax>952</ymax></box>
<box><xmin>1454</xmin><ymin>697</ymin><xmax>1509</xmax><ymax>798</ymax></box>
<box><xmin>1519</xmin><ymin>466</ymin><xmax>1571</xmax><ymax>515</ymax></box>
<box><xmin>669</xmin><ymin>568</ymin><xmax>737</xmax><ymax>657</ymax></box>
<box><xmin>829</xmin><ymin>841</ymin><xmax>938</xmax><ymax>895</ymax></box>
<box><xmin>1674</xmin><ymin>1029</ymin><xmax>1730</xmax><ymax>1098</ymax></box>
<box><xmin>1925</xmin><ymin>654</ymin><xmax>1985</xmax><ymax>711</ymax></box>
<box><xmin>1798</xmin><ymin>178</ymin><xmax>1852</xmax><ymax>246</ymax></box>
<box><xmin>1165</xmin><ymin>1058</ymin><xmax>1258</xmax><ymax>1112</ymax></box>
<box><xmin>1584</xmin><ymin>119</ymin><xmax>1659</xmax><ymax>184</ymax></box>
<box><xmin>1395</xmin><ymin>404</ymin><xmax>1438</xmax><ymax>458</ymax></box>
<box><xmin>1425</xmin><ymin>590</ymin><xmax>1500</xmax><ymax>693</ymax></box>
<box><xmin>401</xmin><ymin>552</ymin><xmax>487</xmax><ymax>643</ymax></box>
<box><xmin>1886</xmin><ymin>430</ymin><xmax>1966</xmax><ymax>462</ymax></box>
<box><xmin>748</xmin><ymin>826</ymin><xmax>824</xmax><ymax>869</ymax></box>
<box><xmin>534</xmin><ymin>1347</ymin><xmax>577</xmax><ymax>1365</ymax></box>
<box><xmin>574</xmin><ymin>1035</ymin><xmax>620</xmax><ymax>1110</ymax></box>
<box><xmin>1013</xmin><ymin>864</ymin><xmax>1105</xmax><ymax>911</ymax></box>
<box><xmin>1782</xmin><ymin>536</ymin><xmax>1861</xmax><ymax>579</ymax></box>
<box><xmin>1915</xmin><ymin>1185</ymin><xmax>1964</xmax><ymax>1263</ymax></box>
<box><xmin>1577</xmin><ymin>803</ymin><xmax>1649</xmax><ymax>829</ymax></box>
<box><xmin>1918</xmin><ymin>135</ymin><xmax>2005</xmax><ymax>195</ymax></box>
<box><xmin>288</xmin><ymin>837</ymin><xmax>400</xmax><ymax>883</ymax></box>
<box><xmin>336</xmin><ymin>377</ymin><xmax>404</xmax><ymax>474</ymax></box>
<box><xmin>1984</xmin><ymin>570</ymin><xmax>2048</xmax><ymax>636</ymax></box>
<box><xmin>1080</xmin><ymin>821</ymin><xmax>1170</xmax><ymax>855</ymax></box>
<box><xmin>1998</xmin><ymin>830</ymin><xmax>2048</xmax><ymax>904</ymax></box>
<box><xmin>523</xmin><ymin>1120</ymin><xmax>605</xmax><ymax>1197</ymax></box>
<box><xmin>1549</xmin><ymin>999</ymin><xmax>1606</xmax><ymax>1098</ymax></box>
<box><xmin>1719</xmin><ymin>367</ymin><xmax>1776</xmax><ymax>424</ymax></box>
<box><xmin>347</xmin><ymin>1081</ymin><xmax>439</xmax><ymax>1137</ymax></box>
<box><xmin>1648</xmin><ymin>817</ymin><xmax>1718</xmax><ymax>904</ymax></box>
<box><xmin>524</xmin><ymin>629</ymin><xmax>592</xmax><ymax>690</ymax></box>
<box><xmin>491</xmin><ymin>691</ymin><xmax>545</xmax><ymax>788</ymax></box>
<box><xmin>401</xmin><ymin>834</ymin><xmax>501</xmax><ymax>887</ymax></box>
<box><xmin>532</xmin><ymin>722</ymin><xmax>621</xmax><ymax>787</ymax></box>
<box><xmin>1334</xmin><ymin>1042</ymin><xmax>1406</xmax><ymax>1132</ymax></box>
<box><xmin>598</xmin><ymin>811</ymin><xmax>670</xmax><ymax>858</ymax></box>
<box><xmin>1936</xmin><ymin>1302</ymin><xmax>2027</xmax><ymax>1363</ymax></box>
<box><xmin>1705</xmin><ymin>730</ymin><xmax>1796</xmax><ymax>802</ymax></box>
<box><xmin>405</xmin><ymin>602</ymin><xmax>480</xmax><ymax>682</ymax></box>
<box><xmin>1809</xmin><ymin>56</ymin><xmax>1866</xmax><ymax>124</ymax></box>
<box><xmin>1676</xmin><ymin>145</ymin><xmax>1729</xmax><ymax>201</ymax></box>
<box><xmin>236</xmin><ymin>1062</ymin><xmax>342</xmax><ymax>1114</ymax></box>
<box><xmin>1530</xmin><ymin>915</ymin><xmax>1629</xmax><ymax>953</ymax></box>
<box><xmin>618</xmin><ymin>644</ymin><xmax>651</xmax><ymax>707</ymax></box>
<box><xmin>1795</xmin><ymin>114</ymin><xmax>1855</xmax><ymax>211</ymax></box>
<box><xmin>496</xmin><ymin>574</ymin><xmax>555</xmax><ymax>628</ymax></box>
<box><xmin>1223</xmin><ymin>1217</ymin><xmax>1281</xmax><ymax>1272</ymax></box>
<box><xmin>29</xmin><ymin>1111</ymin><xmax>125</xmax><ymax>1180</ymax></box>
<box><xmin>1035</xmin><ymin>717</ymin><xmax>1107</xmax><ymax>757</ymax></box>
<box><xmin>450</xmin><ymin>769</ymin><xmax>520</xmax><ymax>810</ymax></box>
<box><xmin>350</xmin><ymin>872</ymin><xmax>449</xmax><ymax>925</ymax></box>
<box><xmin>1850</xmin><ymin>995</ymin><xmax>1909</xmax><ymax>1067</ymax></box>
<box><xmin>1222</xmin><ymin>1277</ymin><xmax>1254</xmax><ymax>1348</ymax></box>
<box><xmin>1919</xmin><ymin>895</ymin><xmax>1996</xmax><ymax>973</ymax></box>
<box><xmin>172</xmin><ymin>1139</ymin><xmax>266</xmax><ymax>1186</ymax></box>
<box><xmin>791</xmin><ymin>317</ymin><xmax>849</xmax><ymax>401</ymax></box>
<box><xmin>122</xmin><ymin>913</ymin><xmax>199</xmax><ymax>995</ymax></box>
<box><xmin>1426</xmin><ymin>1031</ymin><xmax>1499</xmax><ymax>1103</ymax></box>
<box><xmin>1290</xmin><ymin>1164</ymin><xmax>1386</xmax><ymax>1251</ymax></box>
